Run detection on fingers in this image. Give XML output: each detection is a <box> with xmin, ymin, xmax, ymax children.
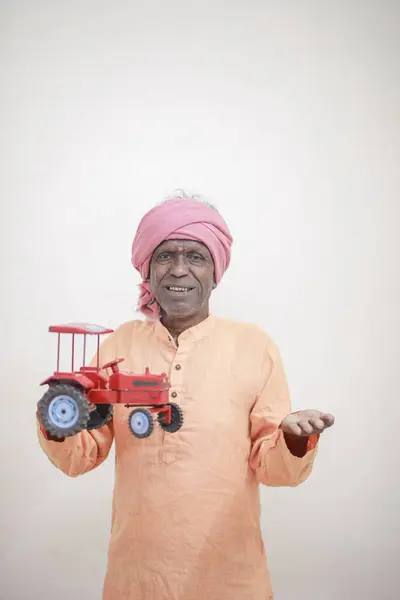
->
<box><xmin>292</xmin><ymin>416</ymin><xmax>334</xmax><ymax>436</ymax></box>
<box><xmin>281</xmin><ymin>410</ymin><xmax>335</xmax><ymax>437</ymax></box>
<box><xmin>298</xmin><ymin>420</ymin><xmax>315</xmax><ymax>436</ymax></box>
<box><xmin>321</xmin><ymin>413</ymin><xmax>335</xmax><ymax>427</ymax></box>
<box><xmin>283</xmin><ymin>420</ymin><xmax>315</xmax><ymax>437</ymax></box>
<box><xmin>301</xmin><ymin>415</ymin><xmax>335</xmax><ymax>435</ymax></box>
<box><xmin>309</xmin><ymin>417</ymin><xmax>326</xmax><ymax>433</ymax></box>
<box><xmin>286</xmin><ymin>423</ymin><xmax>303</xmax><ymax>436</ymax></box>
<box><xmin>297</xmin><ymin>410</ymin><xmax>335</xmax><ymax>433</ymax></box>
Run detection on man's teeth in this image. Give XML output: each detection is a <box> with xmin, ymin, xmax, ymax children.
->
<box><xmin>168</xmin><ymin>286</ymin><xmax>189</xmax><ymax>292</ymax></box>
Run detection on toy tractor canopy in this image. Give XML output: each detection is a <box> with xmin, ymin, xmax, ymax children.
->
<box><xmin>48</xmin><ymin>322</ymin><xmax>114</xmax><ymax>373</ymax></box>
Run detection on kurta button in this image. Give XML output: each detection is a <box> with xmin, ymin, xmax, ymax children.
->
<box><xmin>175</xmin><ymin>364</ymin><xmax>181</xmax><ymax>370</ymax></box>
<box><xmin>171</xmin><ymin>391</ymin><xmax>177</xmax><ymax>398</ymax></box>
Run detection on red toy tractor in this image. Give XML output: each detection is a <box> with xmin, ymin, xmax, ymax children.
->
<box><xmin>37</xmin><ymin>323</ymin><xmax>183</xmax><ymax>439</ymax></box>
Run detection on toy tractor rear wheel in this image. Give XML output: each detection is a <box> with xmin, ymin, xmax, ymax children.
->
<box><xmin>38</xmin><ymin>383</ymin><xmax>90</xmax><ymax>439</ymax></box>
<box><xmin>158</xmin><ymin>402</ymin><xmax>183</xmax><ymax>433</ymax></box>
<box><xmin>87</xmin><ymin>404</ymin><xmax>113</xmax><ymax>431</ymax></box>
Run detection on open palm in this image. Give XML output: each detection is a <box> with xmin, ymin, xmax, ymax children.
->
<box><xmin>281</xmin><ymin>410</ymin><xmax>335</xmax><ymax>437</ymax></box>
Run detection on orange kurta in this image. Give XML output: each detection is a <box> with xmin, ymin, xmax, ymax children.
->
<box><xmin>37</xmin><ymin>315</ymin><xmax>319</xmax><ymax>600</ymax></box>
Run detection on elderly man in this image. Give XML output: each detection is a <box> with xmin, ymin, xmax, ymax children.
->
<box><xmin>37</xmin><ymin>192</ymin><xmax>335</xmax><ymax>600</ymax></box>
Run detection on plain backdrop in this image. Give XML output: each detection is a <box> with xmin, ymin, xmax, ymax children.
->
<box><xmin>1</xmin><ymin>1</ymin><xmax>399</xmax><ymax>599</ymax></box>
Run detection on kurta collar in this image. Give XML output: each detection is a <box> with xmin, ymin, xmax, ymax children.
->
<box><xmin>153</xmin><ymin>314</ymin><xmax>216</xmax><ymax>346</ymax></box>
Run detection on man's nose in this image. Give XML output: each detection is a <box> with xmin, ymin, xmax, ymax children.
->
<box><xmin>169</xmin><ymin>254</ymin><xmax>189</xmax><ymax>277</ymax></box>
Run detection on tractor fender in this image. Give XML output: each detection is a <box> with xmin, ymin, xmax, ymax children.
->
<box><xmin>40</xmin><ymin>373</ymin><xmax>95</xmax><ymax>391</ymax></box>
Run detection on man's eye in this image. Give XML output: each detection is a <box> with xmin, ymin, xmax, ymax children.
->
<box><xmin>189</xmin><ymin>253</ymin><xmax>204</xmax><ymax>262</ymax></box>
<box><xmin>158</xmin><ymin>253</ymin><xmax>171</xmax><ymax>261</ymax></box>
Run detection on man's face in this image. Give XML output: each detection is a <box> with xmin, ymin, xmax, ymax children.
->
<box><xmin>149</xmin><ymin>239</ymin><xmax>215</xmax><ymax>318</ymax></box>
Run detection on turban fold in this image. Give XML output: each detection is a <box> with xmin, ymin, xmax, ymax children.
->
<box><xmin>131</xmin><ymin>198</ymin><xmax>233</xmax><ymax>318</ymax></box>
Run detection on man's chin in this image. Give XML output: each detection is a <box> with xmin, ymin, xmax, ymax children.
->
<box><xmin>159</xmin><ymin>299</ymin><xmax>199</xmax><ymax>318</ymax></box>
<box><xmin>162</xmin><ymin>305</ymin><xmax>197</xmax><ymax>317</ymax></box>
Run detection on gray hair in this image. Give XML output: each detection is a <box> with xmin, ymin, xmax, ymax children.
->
<box><xmin>162</xmin><ymin>188</ymin><xmax>219</xmax><ymax>212</ymax></box>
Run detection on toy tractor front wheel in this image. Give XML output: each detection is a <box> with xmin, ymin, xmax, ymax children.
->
<box><xmin>128</xmin><ymin>408</ymin><xmax>154</xmax><ymax>438</ymax></box>
<box><xmin>38</xmin><ymin>383</ymin><xmax>90</xmax><ymax>439</ymax></box>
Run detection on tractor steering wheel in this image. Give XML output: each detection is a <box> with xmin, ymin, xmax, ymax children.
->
<box><xmin>102</xmin><ymin>357</ymin><xmax>124</xmax><ymax>370</ymax></box>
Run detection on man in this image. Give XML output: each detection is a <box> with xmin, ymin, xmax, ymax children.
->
<box><xmin>37</xmin><ymin>191</ymin><xmax>335</xmax><ymax>600</ymax></box>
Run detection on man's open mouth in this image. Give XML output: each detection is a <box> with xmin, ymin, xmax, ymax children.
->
<box><xmin>165</xmin><ymin>286</ymin><xmax>194</xmax><ymax>293</ymax></box>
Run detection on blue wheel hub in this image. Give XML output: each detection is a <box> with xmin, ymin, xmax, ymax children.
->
<box><xmin>48</xmin><ymin>395</ymin><xmax>79</xmax><ymax>429</ymax></box>
<box><xmin>130</xmin><ymin>411</ymin><xmax>151</xmax><ymax>436</ymax></box>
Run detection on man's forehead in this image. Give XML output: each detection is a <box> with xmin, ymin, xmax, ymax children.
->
<box><xmin>156</xmin><ymin>239</ymin><xmax>209</xmax><ymax>252</ymax></box>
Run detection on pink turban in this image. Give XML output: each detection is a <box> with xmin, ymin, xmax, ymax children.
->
<box><xmin>131</xmin><ymin>198</ymin><xmax>233</xmax><ymax>318</ymax></box>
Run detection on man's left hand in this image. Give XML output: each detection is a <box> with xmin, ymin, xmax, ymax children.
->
<box><xmin>281</xmin><ymin>410</ymin><xmax>335</xmax><ymax>437</ymax></box>
<box><xmin>279</xmin><ymin>410</ymin><xmax>335</xmax><ymax>457</ymax></box>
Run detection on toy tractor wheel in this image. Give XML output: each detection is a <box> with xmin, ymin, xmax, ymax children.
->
<box><xmin>37</xmin><ymin>383</ymin><xmax>90</xmax><ymax>439</ymax></box>
<box><xmin>128</xmin><ymin>408</ymin><xmax>154</xmax><ymax>438</ymax></box>
<box><xmin>86</xmin><ymin>404</ymin><xmax>113</xmax><ymax>431</ymax></box>
<box><xmin>158</xmin><ymin>402</ymin><xmax>183</xmax><ymax>433</ymax></box>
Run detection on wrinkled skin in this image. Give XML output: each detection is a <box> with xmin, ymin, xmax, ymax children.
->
<box><xmin>149</xmin><ymin>238</ymin><xmax>215</xmax><ymax>338</ymax></box>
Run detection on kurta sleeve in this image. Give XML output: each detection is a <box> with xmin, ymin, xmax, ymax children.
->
<box><xmin>249</xmin><ymin>339</ymin><xmax>319</xmax><ymax>487</ymax></box>
<box><xmin>36</xmin><ymin>418</ymin><xmax>114</xmax><ymax>477</ymax></box>
<box><xmin>36</xmin><ymin>323</ymin><xmax>129</xmax><ymax>477</ymax></box>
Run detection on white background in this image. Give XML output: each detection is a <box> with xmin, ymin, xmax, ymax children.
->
<box><xmin>1</xmin><ymin>1</ymin><xmax>399</xmax><ymax>599</ymax></box>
